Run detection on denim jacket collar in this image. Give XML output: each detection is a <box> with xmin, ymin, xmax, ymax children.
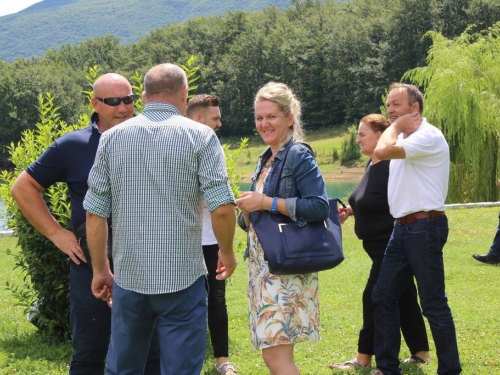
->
<box><xmin>258</xmin><ymin>140</ymin><xmax>292</xmax><ymax>162</ymax></box>
<box><xmin>254</xmin><ymin>140</ymin><xmax>294</xmax><ymax>191</ymax></box>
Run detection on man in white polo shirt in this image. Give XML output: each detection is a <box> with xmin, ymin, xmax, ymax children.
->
<box><xmin>370</xmin><ymin>83</ymin><xmax>461</xmax><ymax>375</ymax></box>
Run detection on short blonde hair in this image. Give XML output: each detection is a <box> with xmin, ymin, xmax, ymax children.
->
<box><xmin>254</xmin><ymin>82</ymin><xmax>304</xmax><ymax>147</ymax></box>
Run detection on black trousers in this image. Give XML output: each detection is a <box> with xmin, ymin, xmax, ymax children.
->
<box><xmin>357</xmin><ymin>239</ymin><xmax>429</xmax><ymax>355</ymax></box>
<box><xmin>203</xmin><ymin>244</ymin><xmax>229</xmax><ymax>358</ymax></box>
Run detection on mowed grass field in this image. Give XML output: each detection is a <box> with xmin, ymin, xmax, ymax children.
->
<box><xmin>0</xmin><ymin>206</ymin><xmax>499</xmax><ymax>374</ymax></box>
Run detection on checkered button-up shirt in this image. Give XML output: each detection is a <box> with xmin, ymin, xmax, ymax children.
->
<box><xmin>84</xmin><ymin>102</ymin><xmax>235</xmax><ymax>294</ymax></box>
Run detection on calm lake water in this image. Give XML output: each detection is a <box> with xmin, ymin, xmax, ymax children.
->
<box><xmin>0</xmin><ymin>181</ymin><xmax>357</xmax><ymax>231</ymax></box>
<box><xmin>239</xmin><ymin>181</ymin><xmax>356</xmax><ymax>201</ymax></box>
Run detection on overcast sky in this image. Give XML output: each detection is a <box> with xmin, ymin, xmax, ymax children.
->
<box><xmin>0</xmin><ymin>0</ymin><xmax>42</xmax><ymax>17</ymax></box>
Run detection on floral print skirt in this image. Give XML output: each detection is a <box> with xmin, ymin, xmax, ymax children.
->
<box><xmin>247</xmin><ymin>224</ymin><xmax>320</xmax><ymax>350</ymax></box>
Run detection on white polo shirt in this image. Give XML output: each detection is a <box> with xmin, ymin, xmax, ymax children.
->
<box><xmin>388</xmin><ymin>118</ymin><xmax>449</xmax><ymax>219</ymax></box>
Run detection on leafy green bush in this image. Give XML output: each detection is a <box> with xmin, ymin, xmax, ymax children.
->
<box><xmin>339</xmin><ymin>125</ymin><xmax>361</xmax><ymax>166</ymax></box>
<box><xmin>0</xmin><ymin>94</ymin><xmax>86</xmax><ymax>340</ymax></box>
<box><xmin>332</xmin><ymin>148</ymin><xmax>339</xmax><ymax>162</ymax></box>
<box><xmin>404</xmin><ymin>24</ymin><xmax>500</xmax><ymax>203</ymax></box>
<box><xmin>223</xmin><ymin>138</ymin><xmax>248</xmax><ymax>198</ymax></box>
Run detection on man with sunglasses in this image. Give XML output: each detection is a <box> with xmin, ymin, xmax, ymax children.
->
<box><xmin>11</xmin><ymin>73</ymin><xmax>160</xmax><ymax>375</ymax></box>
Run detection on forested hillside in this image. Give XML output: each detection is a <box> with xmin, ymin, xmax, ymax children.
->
<box><xmin>1</xmin><ymin>0</ymin><xmax>499</xmax><ymax>171</ymax></box>
<box><xmin>0</xmin><ymin>0</ymin><xmax>290</xmax><ymax>61</ymax></box>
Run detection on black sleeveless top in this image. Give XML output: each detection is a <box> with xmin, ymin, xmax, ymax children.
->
<box><xmin>348</xmin><ymin>160</ymin><xmax>394</xmax><ymax>241</ymax></box>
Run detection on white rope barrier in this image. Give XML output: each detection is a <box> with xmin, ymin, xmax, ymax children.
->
<box><xmin>0</xmin><ymin>230</ymin><xmax>13</xmax><ymax>237</ymax></box>
<box><xmin>445</xmin><ymin>202</ymin><xmax>500</xmax><ymax>209</ymax></box>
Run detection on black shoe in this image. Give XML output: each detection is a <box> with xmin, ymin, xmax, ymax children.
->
<box><xmin>473</xmin><ymin>253</ymin><xmax>500</xmax><ymax>265</ymax></box>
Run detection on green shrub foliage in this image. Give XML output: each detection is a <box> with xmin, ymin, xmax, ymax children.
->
<box><xmin>0</xmin><ymin>94</ymin><xmax>86</xmax><ymax>340</ymax></box>
<box><xmin>332</xmin><ymin>148</ymin><xmax>339</xmax><ymax>163</ymax></box>
<box><xmin>223</xmin><ymin>138</ymin><xmax>249</xmax><ymax>199</ymax></box>
<box><xmin>404</xmin><ymin>23</ymin><xmax>500</xmax><ymax>203</ymax></box>
<box><xmin>339</xmin><ymin>125</ymin><xmax>361</xmax><ymax>166</ymax></box>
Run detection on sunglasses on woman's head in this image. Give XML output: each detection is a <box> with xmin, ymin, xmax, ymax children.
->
<box><xmin>95</xmin><ymin>94</ymin><xmax>135</xmax><ymax>106</ymax></box>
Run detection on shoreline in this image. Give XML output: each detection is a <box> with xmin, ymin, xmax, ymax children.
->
<box><xmin>239</xmin><ymin>166</ymin><xmax>365</xmax><ymax>183</ymax></box>
<box><xmin>322</xmin><ymin>167</ymin><xmax>365</xmax><ymax>182</ymax></box>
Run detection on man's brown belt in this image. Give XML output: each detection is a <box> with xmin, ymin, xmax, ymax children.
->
<box><xmin>395</xmin><ymin>210</ymin><xmax>445</xmax><ymax>225</ymax></box>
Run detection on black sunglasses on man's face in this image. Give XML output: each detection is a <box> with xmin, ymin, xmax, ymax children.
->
<box><xmin>95</xmin><ymin>94</ymin><xmax>135</xmax><ymax>106</ymax></box>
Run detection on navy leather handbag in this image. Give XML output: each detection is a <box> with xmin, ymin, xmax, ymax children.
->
<box><xmin>250</xmin><ymin>142</ymin><xmax>345</xmax><ymax>275</ymax></box>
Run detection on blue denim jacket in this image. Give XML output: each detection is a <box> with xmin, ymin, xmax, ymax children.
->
<box><xmin>238</xmin><ymin>140</ymin><xmax>329</xmax><ymax>233</ymax></box>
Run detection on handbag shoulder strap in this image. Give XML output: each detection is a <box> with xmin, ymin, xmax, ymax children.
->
<box><xmin>269</xmin><ymin>141</ymin><xmax>314</xmax><ymax>197</ymax></box>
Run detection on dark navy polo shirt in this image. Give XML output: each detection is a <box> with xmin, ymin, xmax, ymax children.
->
<box><xmin>26</xmin><ymin>114</ymin><xmax>101</xmax><ymax>229</ymax></box>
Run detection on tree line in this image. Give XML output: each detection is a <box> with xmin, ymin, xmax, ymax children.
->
<box><xmin>1</xmin><ymin>0</ymin><xmax>500</xmax><ymax>170</ymax></box>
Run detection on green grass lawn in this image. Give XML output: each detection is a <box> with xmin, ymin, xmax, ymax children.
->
<box><xmin>1</xmin><ymin>207</ymin><xmax>500</xmax><ymax>374</ymax></box>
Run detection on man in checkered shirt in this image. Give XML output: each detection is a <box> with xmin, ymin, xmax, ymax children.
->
<box><xmin>84</xmin><ymin>63</ymin><xmax>237</xmax><ymax>374</ymax></box>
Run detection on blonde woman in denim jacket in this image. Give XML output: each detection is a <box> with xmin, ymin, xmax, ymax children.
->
<box><xmin>236</xmin><ymin>82</ymin><xmax>328</xmax><ymax>375</ymax></box>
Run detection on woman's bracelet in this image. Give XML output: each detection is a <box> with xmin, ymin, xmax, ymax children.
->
<box><xmin>271</xmin><ymin>197</ymin><xmax>279</xmax><ymax>214</ymax></box>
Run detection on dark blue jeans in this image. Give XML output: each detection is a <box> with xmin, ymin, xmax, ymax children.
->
<box><xmin>107</xmin><ymin>277</ymin><xmax>207</xmax><ymax>375</ymax></box>
<box><xmin>69</xmin><ymin>261</ymin><xmax>160</xmax><ymax>375</ymax></box>
<box><xmin>487</xmin><ymin>211</ymin><xmax>500</xmax><ymax>256</ymax></box>
<box><xmin>372</xmin><ymin>216</ymin><xmax>461</xmax><ymax>375</ymax></box>
<box><xmin>203</xmin><ymin>244</ymin><xmax>229</xmax><ymax>358</ymax></box>
<box><xmin>70</xmin><ymin>260</ymin><xmax>112</xmax><ymax>374</ymax></box>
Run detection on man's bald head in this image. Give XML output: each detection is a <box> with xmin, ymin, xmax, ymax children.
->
<box><xmin>142</xmin><ymin>63</ymin><xmax>189</xmax><ymax>115</ymax></box>
<box><xmin>91</xmin><ymin>73</ymin><xmax>134</xmax><ymax>132</ymax></box>
<box><xmin>143</xmin><ymin>64</ymin><xmax>187</xmax><ymax>100</ymax></box>
<box><xmin>93</xmin><ymin>73</ymin><xmax>132</xmax><ymax>98</ymax></box>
